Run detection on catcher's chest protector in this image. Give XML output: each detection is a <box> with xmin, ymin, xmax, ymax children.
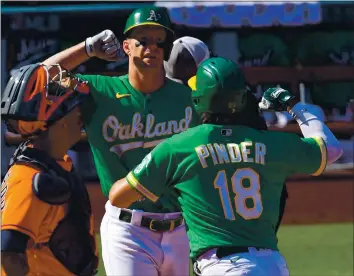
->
<box><xmin>9</xmin><ymin>142</ymin><xmax>99</xmax><ymax>276</ymax></box>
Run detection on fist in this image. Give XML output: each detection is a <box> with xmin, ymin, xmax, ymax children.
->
<box><xmin>258</xmin><ymin>87</ymin><xmax>296</xmax><ymax>111</ymax></box>
<box><xmin>85</xmin><ymin>30</ymin><xmax>125</xmax><ymax>61</ymax></box>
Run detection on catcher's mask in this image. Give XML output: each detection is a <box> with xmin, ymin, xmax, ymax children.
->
<box><xmin>1</xmin><ymin>63</ymin><xmax>89</xmax><ymax>137</ymax></box>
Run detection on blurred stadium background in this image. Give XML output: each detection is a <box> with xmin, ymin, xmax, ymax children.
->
<box><xmin>1</xmin><ymin>1</ymin><xmax>353</xmax><ymax>275</ymax></box>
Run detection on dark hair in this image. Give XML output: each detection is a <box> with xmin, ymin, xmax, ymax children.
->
<box><xmin>201</xmin><ymin>92</ymin><xmax>267</xmax><ymax>130</ymax></box>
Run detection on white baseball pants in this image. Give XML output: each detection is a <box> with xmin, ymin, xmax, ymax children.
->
<box><xmin>194</xmin><ymin>247</ymin><xmax>290</xmax><ymax>276</ymax></box>
<box><xmin>100</xmin><ymin>201</ymin><xmax>190</xmax><ymax>276</ymax></box>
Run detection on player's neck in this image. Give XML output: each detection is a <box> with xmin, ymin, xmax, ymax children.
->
<box><xmin>32</xmin><ymin>137</ymin><xmax>69</xmax><ymax>161</ymax></box>
<box><xmin>128</xmin><ymin>64</ymin><xmax>165</xmax><ymax>94</ymax></box>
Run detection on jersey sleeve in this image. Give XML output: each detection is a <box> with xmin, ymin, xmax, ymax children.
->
<box><xmin>126</xmin><ymin>141</ymin><xmax>177</xmax><ymax>203</ymax></box>
<box><xmin>76</xmin><ymin>74</ymin><xmax>103</xmax><ymax>101</ymax></box>
<box><xmin>277</xmin><ymin>134</ymin><xmax>327</xmax><ymax>176</ymax></box>
<box><xmin>1</xmin><ymin>165</ymin><xmax>52</xmax><ymax>242</ymax></box>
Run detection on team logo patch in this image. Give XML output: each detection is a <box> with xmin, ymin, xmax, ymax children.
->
<box><xmin>134</xmin><ymin>153</ymin><xmax>152</xmax><ymax>174</ymax></box>
<box><xmin>147</xmin><ymin>10</ymin><xmax>161</xmax><ymax>21</ymax></box>
<box><xmin>221</xmin><ymin>128</ymin><xmax>232</xmax><ymax>136</ymax></box>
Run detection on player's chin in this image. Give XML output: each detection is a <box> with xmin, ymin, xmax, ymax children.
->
<box><xmin>142</xmin><ymin>57</ymin><xmax>162</xmax><ymax>68</ymax></box>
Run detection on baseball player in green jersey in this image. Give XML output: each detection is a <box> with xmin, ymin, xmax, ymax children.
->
<box><xmin>43</xmin><ymin>6</ymin><xmax>201</xmax><ymax>276</ymax></box>
<box><xmin>109</xmin><ymin>57</ymin><xmax>343</xmax><ymax>276</ymax></box>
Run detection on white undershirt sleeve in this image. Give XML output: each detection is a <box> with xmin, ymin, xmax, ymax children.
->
<box><xmin>288</xmin><ymin>103</ymin><xmax>343</xmax><ymax>165</ymax></box>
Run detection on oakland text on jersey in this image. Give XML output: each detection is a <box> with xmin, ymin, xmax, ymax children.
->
<box><xmin>103</xmin><ymin>106</ymin><xmax>193</xmax><ymax>156</ymax></box>
<box><xmin>195</xmin><ymin>141</ymin><xmax>266</xmax><ymax>168</ymax></box>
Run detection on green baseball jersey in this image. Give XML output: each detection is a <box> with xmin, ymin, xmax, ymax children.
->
<box><xmin>239</xmin><ymin>34</ymin><xmax>291</xmax><ymax>66</ymax></box>
<box><xmin>78</xmin><ymin>73</ymin><xmax>199</xmax><ymax>213</ymax></box>
<box><xmin>127</xmin><ymin>124</ymin><xmax>327</xmax><ymax>259</ymax></box>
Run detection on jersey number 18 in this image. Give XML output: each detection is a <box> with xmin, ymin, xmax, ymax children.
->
<box><xmin>214</xmin><ymin>168</ymin><xmax>263</xmax><ymax>220</ymax></box>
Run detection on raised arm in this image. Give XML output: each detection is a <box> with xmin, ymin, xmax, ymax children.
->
<box><xmin>42</xmin><ymin>41</ymin><xmax>89</xmax><ymax>70</ymax></box>
<box><xmin>259</xmin><ymin>87</ymin><xmax>343</xmax><ymax>166</ymax></box>
<box><xmin>42</xmin><ymin>30</ymin><xmax>123</xmax><ymax>69</ymax></box>
<box><xmin>286</xmin><ymin>99</ymin><xmax>343</xmax><ymax>165</ymax></box>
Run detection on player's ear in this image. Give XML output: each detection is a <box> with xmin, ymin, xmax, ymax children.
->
<box><xmin>123</xmin><ymin>39</ymin><xmax>131</xmax><ymax>56</ymax></box>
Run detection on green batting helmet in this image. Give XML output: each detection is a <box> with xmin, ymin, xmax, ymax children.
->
<box><xmin>123</xmin><ymin>7</ymin><xmax>175</xmax><ymax>60</ymax></box>
<box><xmin>191</xmin><ymin>57</ymin><xmax>248</xmax><ymax>115</ymax></box>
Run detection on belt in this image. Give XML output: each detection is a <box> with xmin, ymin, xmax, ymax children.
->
<box><xmin>216</xmin><ymin>246</ymin><xmax>273</xmax><ymax>259</ymax></box>
<box><xmin>194</xmin><ymin>246</ymin><xmax>273</xmax><ymax>262</ymax></box>
<box><xmin>119</xmin><ymin>209</ymin><xmax>184</xmax><ymax>232</ymax></box>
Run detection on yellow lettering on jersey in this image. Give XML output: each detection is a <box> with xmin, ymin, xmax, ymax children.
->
<box><xmin>144</xmin><ymin>107</ymin><xmax>193</xmax><ymax>138</ymax></box>
<box><xmin>195</xmin><ymin>145</ymin><xmax>209</xmax><ymax>168</ymax></box>
<box><xmin>214</xmin><ymin>143</ymin><xmax>230</xmax><ymax>164</ymax></box>
<box><xmin>179</xmin><ymin>107</ymin><xmax>193</xmax><ymax>131</ymax></box>
<box><xmin>166</xmin><ymin>121</ymin><xmax>178</xmax><ymax>135</ymax></box>
<box><xmin>110</xmin><ymin>139</ymin><xmax>166</xmax><ymax>157</ymax></box>
<box><xmin>118</xmin><ymin>124</ymin><xmax>132</xmax><ymax>140</ymax></box>
<box><xmin>207</xmin><ymin>143</ymin><xmax>219</xmax><ymax>165</ymax></box>
<box><xmin>228</xmin><ymin>143</ymin><xmax>242</xmax><ymax>163</ymax></box>
<box><xmin>145</xmin><ymin>114</ymin><xmax>156</xmax><ymax>138</ymax></box>
<box><xmin>155</xmin><ymin>122</ymin><xmax>166</xmax><ymax>136</ymax></box>
<box><xmin>255</xmin><ymin>142</ymin><xmax>266</xmax><ymax>165</ymax></box>
<box><xmin>240</xmin><ymin>141</ymin><xmax>254</xmax><ymax>163</ymax></box>
<box><xmin>103</xmin><ymin>107</ymin><xmax>193</xmax><ymax>155</ymax></box>
<box><xmin>196</xmin><ymin>142</ymin><xmax>267</xmax><ymax>168</ymax></box>
<box><xmin>131</xmin><ymin>113</ymin><xmax>144</xmax><ymax>138</ymax></box>
<box><xmin>102</xmin><ymin>115</ymin><xmax>120</xmax><ymax>142</ymax></box>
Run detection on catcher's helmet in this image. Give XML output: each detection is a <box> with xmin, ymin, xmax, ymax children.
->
<box><xmin>1</xmin><ymin>63</ymin><xmax>89</xmax><ymax>136</ymax></box>
<box><xmin>123</xmin><ymin>7</ymin><xmax>175</xmax><ymax>60</ymax></box>
<box><xmin>190</xmin><ymin>57</ymin><xmax>248</xmax><ymax>115</ymax></box>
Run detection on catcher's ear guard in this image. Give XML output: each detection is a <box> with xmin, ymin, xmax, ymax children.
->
<box><xmin>32</xmin><ymin>171</ymin><xmax>71</xmax><ymax>205</ymax></box>
<box><xmin>1</xmin><ymin>64</ymin><xmax>36</xmax><ymax>121</ymax></box>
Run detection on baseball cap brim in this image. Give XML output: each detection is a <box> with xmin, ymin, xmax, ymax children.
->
<box><xmin>124</xmin><ymin>22</ymin><xmax>174</xmax><ymax>35</ymax></box>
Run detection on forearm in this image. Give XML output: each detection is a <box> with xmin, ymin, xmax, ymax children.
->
<box><xmin>1</xmin><ymin>252</ymin><xmax>29</xmax><ymax>276</ymax></box>
<box><xmin>109</xmin><ymin>178</ymin><xmax>143</xmax><ymax>208</ymax></box>
<box><xmin>42</xmin><ymin>41</ymin><xmax>89</xmax><ymax>70</ymax></box>
<box><xmin>287</xmin><ymin>101</ymin><xmax>343</xmax><ymax>165</ymax></box>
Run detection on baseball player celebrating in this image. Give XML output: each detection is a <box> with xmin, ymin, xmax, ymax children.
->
<box><xmin>43</xmin><ymin>7</ymin><xmax>201</xmax><ymax>276</ymax></box>
<box><xmin>170</xmin><ymin>37</ymin><xmax>293</xmax><ymax>236</ymax></box>
<box><xmin>108</xmin><ymin>57</ymin><xmax>343</xmax><ymax>276</ymax></box>
<box><xmin>0</xmin><ymin>64</ymin><xmax>98</xmax><ymax>276</ymax></box>
<box><xmin>188</xmin><ymin>62</ymin><xmax>289</xmax><ymax>235</ymax></box>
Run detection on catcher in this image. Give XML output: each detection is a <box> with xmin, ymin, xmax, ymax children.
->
<box><xmin>0</xmin><ymin>64</ymin><xmax>99</xmax><ymax>276</ymax></box>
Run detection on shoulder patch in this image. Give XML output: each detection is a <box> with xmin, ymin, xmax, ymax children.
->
<box><xmin>134</xmin><ymin>153</ymin><xmax>152</xmax><ymax>175</ymax></box>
